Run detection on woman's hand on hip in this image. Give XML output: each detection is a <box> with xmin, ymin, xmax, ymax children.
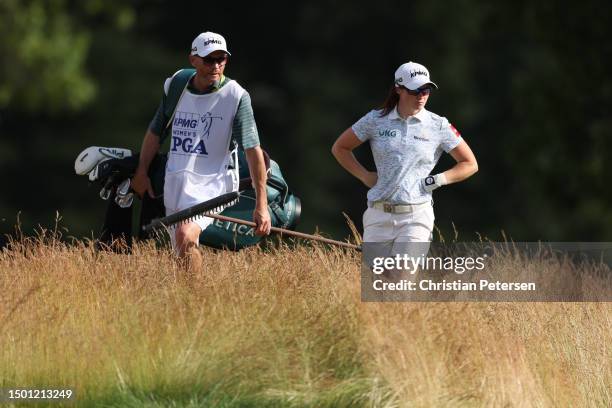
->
<box><xmin>360</xmin><ymin>171</ymin><xmax>378</xmax><ymax>188</ymax></box>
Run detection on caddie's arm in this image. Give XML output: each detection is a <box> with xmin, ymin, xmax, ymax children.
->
<box><xmin>245</xmin><ymin>146</ymin><xmax>271</xmax><ymax>236</ymax></box>
<box><xmin>132</xmin><ymin>129</ymin><xmax>161</xmax><ymax>198</ymax></box>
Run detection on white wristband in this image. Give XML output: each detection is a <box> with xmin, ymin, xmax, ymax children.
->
<box><xmin>436</xmin><ymin>173</ymin><xmax>448</xmax><ymax>186</ymax></box>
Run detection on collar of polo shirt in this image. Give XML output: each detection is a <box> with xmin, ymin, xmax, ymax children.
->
<box><xmin>389</xmin><ymin>106</ymin><xmax>429</xmax><ymax>122</ymax></box>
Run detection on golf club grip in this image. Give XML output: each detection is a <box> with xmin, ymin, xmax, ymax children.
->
<box><xmin>142</xmin><ymin>191</ymin><xmax>240</xmax><ymax>233</ymax></box>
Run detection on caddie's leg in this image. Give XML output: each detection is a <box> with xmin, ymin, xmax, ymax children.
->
<box><xmin>175</xmin><ymin>222</ymin><xmax>203</xmax><ymax>273</ymax></box>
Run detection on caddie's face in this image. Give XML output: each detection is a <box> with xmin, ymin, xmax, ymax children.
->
<box><xmin>190</xmin><ymin>50</ymin><xmax>228</xmax><ymax>83</ymax></box>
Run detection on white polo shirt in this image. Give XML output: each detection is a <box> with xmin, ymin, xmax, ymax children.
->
<box><xmin>352</xmin><ymin>107</ymin><xmax>462</xmax><ymax>204</ymax></box>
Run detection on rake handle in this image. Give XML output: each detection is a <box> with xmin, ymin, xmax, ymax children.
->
<box><xmin>205</xmin><ymin>213</ymin><xmax>361</xmax><ymax>251</ymax></box>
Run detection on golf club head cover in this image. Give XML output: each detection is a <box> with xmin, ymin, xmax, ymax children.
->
<box><xmin>75</xmin><ymin>146</ymin><xmax>132</xmax><ymax>176</ymax></box>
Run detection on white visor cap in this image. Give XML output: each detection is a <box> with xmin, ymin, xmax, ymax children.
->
<box><xmin>394</xmin><ymin>61</ymin><xmax>438</xmax><ymax>90</ymax></box>
<box><xmin>191</xmin><ymin>31</ymin><xmax>231</xmax><ymax>58</ymax></box>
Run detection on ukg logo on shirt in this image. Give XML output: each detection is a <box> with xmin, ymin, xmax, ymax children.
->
<box><xmin>171</xmin><ymin>111</ymin><xmax>222</xmax><ymax>155</ymax></box>
<box><xmin>379</xmin><ymin>129</ymin><xmax>399</xmax><ymax>138</ymax></box>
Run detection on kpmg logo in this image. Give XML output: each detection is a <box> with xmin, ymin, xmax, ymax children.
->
<box><xmin>192</xmin><ymin>38</ymin><xmax>223</xmax><ymax>53</ymax></box>
<box><xmin>203</xmin><ymin>38</ymin><xmax>222</xmax><ymax>46</ymax></box>
<box><xmin>379</xmin><ymin>129</ymin><xmax>400</xmax><ymax>138</ymax></box>
<box><xmin>171</xmin><ymin>111</ymin><xmax>222</xmax><ymax>155</ymax></box>
<box><xmin>173</xmin><ymin>117</ymin><xmax>198</xmax><ymax>128</ymax></box>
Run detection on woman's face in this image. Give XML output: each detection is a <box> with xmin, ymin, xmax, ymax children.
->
<box><xmin>397</xmin><ymin>86</ymin><xmax>431</xmax><ymax>111</ymax></box>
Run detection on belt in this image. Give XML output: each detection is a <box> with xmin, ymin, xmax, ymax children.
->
<box><xmin>369</xmin><ymin>201</ymin><xmax>430</xmax><ymax>214</ymax></box>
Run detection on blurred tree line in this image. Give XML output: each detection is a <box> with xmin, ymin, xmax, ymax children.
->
<box><xmin>1</xmin><ymin>0</ymin><xmax>610</xmax><ymax>244</ymax></box>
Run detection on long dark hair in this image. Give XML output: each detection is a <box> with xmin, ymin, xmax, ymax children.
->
<box><xmin>379</xmin><ymin>85</ymin><xmax>399</xmax><ymax>117</ymax></box>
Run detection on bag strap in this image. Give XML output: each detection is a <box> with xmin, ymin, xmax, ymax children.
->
<box><xmin>267</xmin><ymin>161</ymin><xmax>290</xmax><ymax>204</ymax></box>
<box><xmin>161</xmin><ymin>68</ymin><xmax>196</xmax><ymax>149</ymax></box>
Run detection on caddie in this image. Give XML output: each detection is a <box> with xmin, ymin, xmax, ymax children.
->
<box><xmin>132</xmin><ymin>31</ymin><xmax>271</xmax><ymax>270</ymax></box>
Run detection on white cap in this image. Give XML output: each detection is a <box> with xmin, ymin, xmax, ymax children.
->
<box><xmin>190</xmin><ymin>32</ymin><xmax>231</xmax><ymax>57</ymax></box>
<box><xmin>394</xmin><ymin>61</ymin><xmax>438</xmax><ymax>90</ymax></box>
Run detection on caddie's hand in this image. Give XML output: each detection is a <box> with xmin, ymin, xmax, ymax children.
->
<box><xmin>361</xmin><ymin>171</ymin><xmax>378</xmax><ymax>188</ymax></box>
<box><xmin>421</xmin><ymin>173</ymin><xmax>448</xmax><ymax>193</ymax></box>
<box><xmin>253</xmin><ymin>206</ymin><xmax>272</xmax><ymax>236</ymax></box>
<box><xmin>132</xmin><ymin>171</ymin><xmax>155</xmax><ymax>199</ymax></box>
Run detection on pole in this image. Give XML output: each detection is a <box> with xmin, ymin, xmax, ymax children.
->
<box><xmin>205</xmin><ymin>213</ymin><xmax>361</xmax><ymax>251</ymax></box>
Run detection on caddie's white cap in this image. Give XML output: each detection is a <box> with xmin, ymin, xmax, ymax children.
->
<box><xmin>394</xmin><ymin>61</ymin><xmax>438</xmax><ymax>90</ymax></box>
<box><xmin>190</xmin><ymin>31</ymin><xmax>231</xmax><ymax>57</ymax></box>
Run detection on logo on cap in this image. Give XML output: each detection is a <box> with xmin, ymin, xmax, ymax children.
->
<box><xmin>410</xmin><ymin>69</ymin><xmax>428</xmax><ymax>78</ymax></box>
<box><xmin>203</xmin><ymin>38</ymin><xmax>222</xmax><ymax>46</ymax></box>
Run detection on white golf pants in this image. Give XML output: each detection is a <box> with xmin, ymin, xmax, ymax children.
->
<box><xmin>362</xmin><ymin>203</ymin><xmax>435</xmax><ymax>243</ymax></box>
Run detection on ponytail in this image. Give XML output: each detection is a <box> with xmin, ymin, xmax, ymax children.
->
<box><xmin>379</xmin><ymin>85</ymin><xmax>399</xmax><ymax>117</ymax></box>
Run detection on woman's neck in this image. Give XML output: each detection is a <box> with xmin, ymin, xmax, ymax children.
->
<box><xmin>396</xmin><ymin>103</ymin><xmax>421</xmax><ymax>119</ymax></box>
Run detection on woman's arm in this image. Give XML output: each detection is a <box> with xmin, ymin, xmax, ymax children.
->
<box><xmin>443</xmin><ymin>140</ymin><xmax>478</xmax><ymax>184</ymax></box>
<box><xmin>331</xmin><ymin>128</ymin><xmax>378</xmax><ymax>188</ymax></box>
<box><xmin>422</xmin><ymin>140</ymin><xmax>478</xmax><ymax>192</ymax></box>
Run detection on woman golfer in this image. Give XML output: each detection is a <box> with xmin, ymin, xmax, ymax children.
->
<box><xmin>332</xmin><ymin>61</ymin><xmax>478</xmax><ymax>243</ymax></box>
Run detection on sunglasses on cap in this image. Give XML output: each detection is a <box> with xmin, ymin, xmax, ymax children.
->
<box><xmin>403</xmin><ymin>86</ymin><xmax>432</xmax><ymax>96</ymax></box>
<box><xmin>201</xmin><ymin>53</ymin><xmax>228</xmax><ymax>65</ymax></box>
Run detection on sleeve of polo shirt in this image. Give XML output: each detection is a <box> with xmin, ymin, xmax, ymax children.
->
<box><xmin>439</xmin><ymin>117</ymin><xmax>463</xmax><ymax>153</ymax></box>
<box><xmin>232</xmin><ymin>91</ymin><xmax>260</xmax><ymax>149</ymax></box>
<box><xmin>148</xmin><ymin>77</ymin><xmax>172</xmax><ymax>142</ymax></box>
<box><xmin>351</xmin><ymin>110</ymin><xmax>377</xmax><ymax>141</ymax></box>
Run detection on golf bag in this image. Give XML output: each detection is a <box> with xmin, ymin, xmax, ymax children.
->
<box><xmin>75</xmin><ymin>146</ymin><xmax>301</xmax><ymax>250</ymax></box>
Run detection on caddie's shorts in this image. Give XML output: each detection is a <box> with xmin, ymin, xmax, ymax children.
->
<box><xmin>166</xmin><ymin>210</ymin><xmax>214</xmax><ymax>252</ymax></box>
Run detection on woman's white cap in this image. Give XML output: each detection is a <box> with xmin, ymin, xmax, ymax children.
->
<box><xmin>190</xmin><ymin>32</ymin><xmax>231</xmax><ymax>57</ymax></box>
<box><xmin>394</xmin><ymin>62</ymin><xmax>438</xmax><ymax>90</ymax></box>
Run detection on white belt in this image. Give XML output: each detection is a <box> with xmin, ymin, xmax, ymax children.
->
<box><xmin>369</xmin><ymin>201</ymin><xmax>429</xmax><ymax>214</ymax></box>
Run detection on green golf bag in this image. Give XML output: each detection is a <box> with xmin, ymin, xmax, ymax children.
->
<box><xmin>77</xmin><ymin>146</ymin><xmax>301</xmax><ymax>250</ymax></box>
<box><xmin>199</xmin><ymin>149</ymin><xmax>301</xmax><ymax>249</ymax></box>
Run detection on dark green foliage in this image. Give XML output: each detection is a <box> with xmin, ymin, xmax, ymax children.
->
<box><xmin>0</xmin><ymin>1</ymin><xmax>610</xmax><ymax>241</ymax></box>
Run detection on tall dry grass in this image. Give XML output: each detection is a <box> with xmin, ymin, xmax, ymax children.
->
<box><xmin>0</xmin><ymin>232</ymin><xmax>610</xmax><ymax>407</ymax></box>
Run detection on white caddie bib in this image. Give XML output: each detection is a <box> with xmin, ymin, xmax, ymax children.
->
<box><xmin>164</xmin><ymin>80</ymin><xmax>244</xmax><ymax>212</ymax></box>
